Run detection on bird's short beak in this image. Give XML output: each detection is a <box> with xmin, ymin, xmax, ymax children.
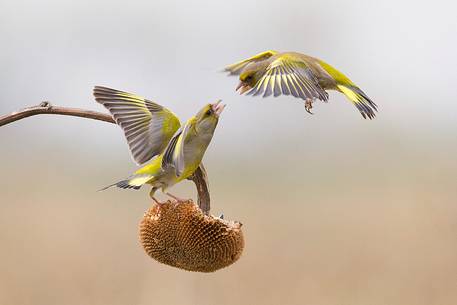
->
<box><xmin>236</xmin><ymin>81</ymin><xmax>251</xmax><ymax>95</ymax></box>
<box><xmin>211</xmin><ymin>100</ymin><xmax>226</xmax><ymax>117</ymax></box>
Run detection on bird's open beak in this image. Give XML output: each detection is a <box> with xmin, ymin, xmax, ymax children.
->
<box><xmin>211</xmin><ymin>100</ymin><xmax>226</xmax><ymax>117</ymax></box>
<box><xmin>236</xmin><ymin>81</ymin><xmax>252</xmax><ymax>95</ymax></box>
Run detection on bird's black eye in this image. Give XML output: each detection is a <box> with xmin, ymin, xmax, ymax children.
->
<box><xmin>246</xmin><ymin>75</ymin><xmax>252</xmax><ymax>80</ymax></box>
<box><xmin>206</xmin><ymin>109</ymin><xmax>212</xmax><ymax>116</ymax></box>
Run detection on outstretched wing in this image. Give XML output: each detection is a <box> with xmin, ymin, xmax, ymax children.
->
<box><xmin>94</xmin><ymin>86</ymin><xmax>181</xmax><ymax>165</ymax></box>
<box><xmin>224</xmin><ymin>50</ymin><xmax>277</xmax><ymax>75</ymax></box>
<box><xmin>161</xmin><ymin>121</ymin><xmax>193</xmax><ymax>177</ymax></box>
<box><xmin>247</xmin><ymin>56</ymin><xmax>329</xmax><ymax>102</ymax></box>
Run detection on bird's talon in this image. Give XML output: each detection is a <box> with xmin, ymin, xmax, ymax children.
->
<box><xmin>304</xmin><ymin>99</ymin><xmax>314</xmax><ymax>115</ymax></box>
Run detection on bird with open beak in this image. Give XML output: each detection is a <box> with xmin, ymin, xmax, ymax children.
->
<box><xmin>226</xmin><ymin>50</ymin><xmax>377</xmax><ymax>119</ymax></box>
<box><xmin>94</xmin><ymin>86</ymin><xmax>225</xmax><ymax>202</ymax></box>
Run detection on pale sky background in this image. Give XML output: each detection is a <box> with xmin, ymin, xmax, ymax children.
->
<box><xmin>1</xmin><ymin>0</ymin><xmax>457</xmax><ymax>304</ymax></box>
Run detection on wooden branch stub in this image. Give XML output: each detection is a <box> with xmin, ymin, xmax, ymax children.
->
<box><xmin>187</xmin><ymin>163</ymin><xmax>210</xmax><ymax>215</ymax></box>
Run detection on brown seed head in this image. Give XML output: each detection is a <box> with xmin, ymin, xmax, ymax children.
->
<box><xmin>139</xmin><ymin>200</ymin><xmax>244</xmax><ymax>272</ymax></box>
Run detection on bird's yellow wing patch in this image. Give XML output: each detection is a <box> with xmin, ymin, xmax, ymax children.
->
<box><xmin>224</xmin><ymin>50</ymin><xmax>277</xmax><ymax>75</ymax></box>
<box><xmin>247</xmin><ymin>57</ymin><xmax>328</xmax><ymax>101</ymax></box>
<box><xmin>94</xmin><ymin>86</ymin><xmax>181</xmax><ymax>165</ymax></box>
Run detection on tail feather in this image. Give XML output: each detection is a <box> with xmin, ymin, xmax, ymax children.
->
<box><xmin>337</xmin><ymin>85</ymin><xmax>378</xmax><ymax>119</ymax></box>
<box><xmin>98</xmin><ymin>175</ymin><xmax>153</xmax><ymax>192</ymax></box>
<box><xmin>318</xmin><ymin>60</ymin><xmax>377</xmax><ymax>119</ymax></box>
<box><xmin>116</xmin><ymin>180</ymin><xmax>143</xmax><ymax>190</ymax></box>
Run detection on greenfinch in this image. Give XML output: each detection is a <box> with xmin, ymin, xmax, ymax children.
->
<box><xmin>94</xmin><ymin>86</ymin><xmax>225</xmax><ymax>202</ymax></box>
<box><xmin>225</xmin><ymin>50</ymin><xmax>377</xmax><ymax>119</ymax></box>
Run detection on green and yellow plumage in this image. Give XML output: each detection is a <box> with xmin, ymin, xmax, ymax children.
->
<box><xmin>94</xmin><ymin>86</ymin><xmax>225</xmax><ymax>199</ymax></box>
<box><xmin>225</xmin><ymin>50</ymin><xmax>377</xmax><ymax>119</ymax></box>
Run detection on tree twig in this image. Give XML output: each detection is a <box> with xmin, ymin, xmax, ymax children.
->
<box><xmin>0</xmin><ymin>102</ymin><xmax>115</xmax><ymax>126</ymax></box>
<box><xmin>0</xmin><ymin>102</ymin><xmax>211</xmax><ymax>213</ymax></box>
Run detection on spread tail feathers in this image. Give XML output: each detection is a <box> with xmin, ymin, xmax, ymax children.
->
<box><xmin>318</xmin><ymin>60</ymin><xmax>377</xmax><ymax>119</ymax></box>
<box><xmin>98</xmin><ymin>175</ymin><xmax>153</xmax><ymax>191</ymax></box>
<box><xmin>337</xmin><ymin>85</ymin><xmax>378</xmax><ymax>119</ymax></box>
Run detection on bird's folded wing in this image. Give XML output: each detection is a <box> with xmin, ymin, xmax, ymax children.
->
<box><xmin>247</xmin><ymin>57</ymin><xmax>329</xmax><ymax>101</ymax></box>
<box><xmin>161</xmin><ymin>122</ymin><xmax>192</xmax><ymax>177</ymax></box>
<box><xmin>224</xmin><ymin>50</ymin><xmax>277</xmax><ymax>75</ymax></box>
<box><xmin>93</xmin><ymin>86</ymin><xmax>181</xmax><ymax>165</ymax></box>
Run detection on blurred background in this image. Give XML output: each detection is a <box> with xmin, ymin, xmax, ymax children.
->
<box><xmin>1</xmin><ymin>0</ymin><xmax>457</xmax><ymax>304</ymax></box>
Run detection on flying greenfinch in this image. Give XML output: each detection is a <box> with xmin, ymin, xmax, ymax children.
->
<box><xmin>94</xmin><ymin>86</ymin><xmax>225</xmax><ymax>202</ymax></box>
<box><xmin>225</xmin><ymin>50</ymin><xmax>377</xmax><ymax>119</ymax></box>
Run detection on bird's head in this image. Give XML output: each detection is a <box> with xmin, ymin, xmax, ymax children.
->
<box><xmin>236</xmin><ymin>63</ymin><xmax>265</xmax><ymax>94</ymax></box>
<box><xmin>194</xmin><ymin>100</ymin><xmax>225</xmax><ymax>135</ymax></box>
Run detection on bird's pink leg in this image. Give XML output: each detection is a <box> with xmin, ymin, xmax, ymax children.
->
<box><xmin>149</xmin><ymin>187</ymin><xmax>161</xmax><ymax>204</ymax></box>
<box><xmin>166</xmin><ymin>192</ymin><xmax>186</xmax><ymax>202</ymax></box>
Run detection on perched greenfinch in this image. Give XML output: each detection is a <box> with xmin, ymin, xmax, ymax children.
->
<box><xmin>225</xmin><ymin>50</ymin><xmax>377</xmax><ymax>119</ymax></box>
<box><xmin>94</xmin><ymin>86</ymin><xmax>225</xmax><ymax>202</ymax></box>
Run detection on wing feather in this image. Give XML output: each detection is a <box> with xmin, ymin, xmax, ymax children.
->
<box><xmin>273</xmin><ymin>69</ymin><xmax>282</xmax><ymax>97</ymax></box>
<box><xmin>161</xmin><ymin>121</ymin><xmax>192</xmax><ymax>177</ymax></box>
<box><xmin>224</xmin><ymin>50</ymin><xmax>278</xmax><ymax>75</ymax></box>
<box><xmin>263</xmin><ymin>72</ymin><xmax>275</xmax><ymax>97</ymax></box>
<box><xmin>279</xmin><ymin>66</ymin><xmax>291</xmax><ymax>96</ymax></box>
<box><xmin>247</xmin><ymin>57</ymin><xmax>329</xmax><ymax>102</ymax></box>
<box><xmin>94</xmin><ymin>86</ymin><xmax>181</xmax><ymax>165</ymax></box>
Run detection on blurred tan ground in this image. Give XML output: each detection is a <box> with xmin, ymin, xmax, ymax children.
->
<box><xmin>1</xmin><ymin>126</ymin><xmax>456</xmax><ymax>305</ymax></box>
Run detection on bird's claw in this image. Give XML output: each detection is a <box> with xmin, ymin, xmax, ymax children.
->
<box><xmin>305</xmin><ymin>99</ymin><xmax>314</xmax><ymax>115</ymax></box>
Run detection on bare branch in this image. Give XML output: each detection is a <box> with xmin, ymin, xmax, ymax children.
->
<box><xmin>0</xmin><ymin>102</ymin><xmax>211</xmax><ymax>212</ymax></box>
<box><xmin>0</xmin><ymin>102</ymin><xmax>115</xmax><ymax>126</ymax></box>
